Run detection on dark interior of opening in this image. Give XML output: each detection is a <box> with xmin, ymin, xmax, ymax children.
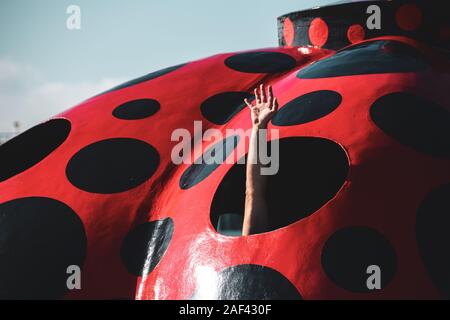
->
<box><xmin>211</xmin><ymin>137</ymin><xmax>349</xmax><ymax>236</ymax></box>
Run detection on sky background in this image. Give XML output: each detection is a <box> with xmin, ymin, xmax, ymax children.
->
<box><xmin>0</xmin><ymin>0</ymin><xmax>335</xmax><ymax>132</ymax></box>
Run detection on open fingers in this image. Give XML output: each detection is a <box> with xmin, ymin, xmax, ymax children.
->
<box><xmin>254</xmin><ymin>88</ymin><xmax>261</xmax><ymax>104</ymax></box>
<box><xmin>271</xmin><ymin>98</ymin><xmax>279</xmax><ymax>112</ymax></box>
<box><xmin>244</xmin><ymin>98</ymin><xmax>253</xmax><ymax>109</ymax></box>
<box><xmin>267</xmin><ymin>85</ymin><xmax>273</xmax><ymax>105</ymax></box>
<box><xmin>260</xmin><ymin>84</ymin><xmax>266</xmax><ymax>103</ymax></box>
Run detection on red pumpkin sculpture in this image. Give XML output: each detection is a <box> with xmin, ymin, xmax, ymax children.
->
<box><xmin>0</xmin><ymin>0</ymin><xmax>449</xmax><ymax>299</ymax></box>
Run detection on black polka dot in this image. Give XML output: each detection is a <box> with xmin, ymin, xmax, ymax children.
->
<box><xmin>200</xmin><ymin>92</ymin><xmax>253</xmax><ymax>125</ymax></box>
<box><xmin>370</xmin><ymin>92</ymin><xmax>450</xmax><ymax>158</ymax></box>
<box><xmin>321</xmin><ymin>227</ymin><xmax>397</xmax><ymax>293</ymax></box>
<box><xmin>104</xmin><ymin>64</ymin><xmax>187</xmax><ymax>93</ymax></box>
<box><xmin>272</xmin><ymin>90</ymin><xmax>342</xmax><ymax>126</ymax></box>
<box><xmin>416</xmin><ymin>183</ymin><xmax>450</xmax><ymax>298</ymax></box>
<box><xmin>192</xmin><ymin>264</ymin><xmax>301</xmax><ymax>300</ymax></box>
<box><xmin>66</xmin><ymin>138</ymin><xmax>160</xmax><ymax>194</ymax></box>
<box><xmin>0</xmin><ymin>197</ymin><xmax>86</xmax><ymax>299</ymax></box>
<box><xmin>180</xmin><ymin>135</ymin><xmax>240</xmax><ymax>190</ymax></box>
<box><xmin>113</xmin><ymin>99</ymin><xmax>160</xmax><ymax>120</ymax></box>
<box><xmin>297</xmin><ymin>40</ymin><xmax>428</xmax><ymax>79</ymax></box>
<box><xmin>120</xmin><ymin>218</ymin><xmax>174</xmax><ymax>276</ymax></box>
<box><xmin>211</xmin><ymin>137</ymin><xmax>348</xmax><ymax>234</ymax></box>
<box><xmin>225</xmin><ymin>52</ymin><xmax>296</xmax><ymax>73</ymax></box>
<box><xmin>0</xmin><ymin>119</ymin><xmax>70</xmax><ymax>182</ymax></box>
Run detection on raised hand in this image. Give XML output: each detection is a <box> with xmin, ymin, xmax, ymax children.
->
<box><xmin>244</xmin><ymin>84</ymin><xmax>279</xmax><ymax>128</ymax></box>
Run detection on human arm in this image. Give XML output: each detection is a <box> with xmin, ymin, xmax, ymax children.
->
<box><xmin>242</xmin><ymin>84</ymin><xmax>278</xmax><ymax>236</ymax></box>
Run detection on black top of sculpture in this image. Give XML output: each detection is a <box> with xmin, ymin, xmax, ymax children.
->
<box><xmin>277</xmin><ymin>0</ymin><xmax>449</xmax><ymax>50</ymax></box>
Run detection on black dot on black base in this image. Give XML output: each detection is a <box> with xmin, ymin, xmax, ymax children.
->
<box><xmin>66</xmin><ymin>138</ymin><xmax>160</xmax><ymax>194</ymax></box>
<box><xmin>104</xmin><ymin>63</ymin><xmax>187</xmax><ymax>93</ymax></box>
<box><xmin>211</xmin><ymin>137</ymin><xmax>348</xmax><ymax>235</ymax></box>
<box><xmin>321</xmin><ymin>227</ymin><xmax>397</xmax><ymax>293</ymax></box>
<box><xmin>370</xmin><ymin>92</ymin><xmax>450</xmax><ymax>158</ymax></box>
<box><xmin>272</xmin><ymin>90</ymin><xmax>342</xmax><ymax>126</ymax></box>
<box><xmin>225</xmin><ymin>52</ymin><xmax>296</xmax><ymax>74</ymax></box>
<box><xmin>180</xmin><ymin>135</ymin><xmax>240</xmax><ymax>190</ymax></box>
<box><xmin>200</xmin><ymin>92</ymin><xmax>253</xmax><ymax>125</ymax></box>
<box><xmin>297</xmin><ymin>40</ymin><xmax>428</xmax><ymax>79</ymax></box>
<box><xmin>192</xmin><ymin>264</ymin><xmax>301</xmax><ymax>300</ymax></box>
<box><xmin>0</xmin><ymin>197</ymin><xmax>86</xmax><ymax>299</ymax></box>
<box><xmin>416</xmin><ymin>183</ymin><xmax>450</xmax><ymax>299</ymax></box>
<box><xmin>120</xmin><ymin>218</ymin><xmax>174</xmax><ymax>276</ymax></box>
<box><xmin>113</xmin><ymin>99</ymin><xmax>160</xmax><ymax>120</ymax></box>
<box><xmin>0</xmin><ymin>119</ymin><xmax>70</xmax><ymax>182</ymax></box>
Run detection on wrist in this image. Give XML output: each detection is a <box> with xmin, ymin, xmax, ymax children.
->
<box><xmin>252</xmin><ymin>123</ymin><xmax>268</xmax><ymax>131</ymax></box>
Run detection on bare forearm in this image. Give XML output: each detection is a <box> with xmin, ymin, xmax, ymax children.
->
<box><xmin>243</xmin><ymin>192</ymin><xmax>269</xmax><ymax>235</ymax></box>
<box><xmin>242</xmin><ymin>84</ymin><xmax>277</xmax><ymax>236</ymax></box>
<box><xmin>246</xmin><ymin>126</ymin><xmax>268</xmax><ymax>195</ymax></box>
<box><xmin>243</xmin><ymin>125</ymin><xmax>269</xmax><ymax>236</ymax></box>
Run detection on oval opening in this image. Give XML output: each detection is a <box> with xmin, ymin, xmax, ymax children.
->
<box><xmin>211</xmin><ymin>137</ymin><xmax>349</xmax><ymax>236</ymax></box>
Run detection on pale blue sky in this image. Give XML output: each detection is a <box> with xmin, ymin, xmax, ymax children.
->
<box><xmin>0</xmin><ymin>0</ymin><xmax>334</xmax><ymax>131</ymax></box>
